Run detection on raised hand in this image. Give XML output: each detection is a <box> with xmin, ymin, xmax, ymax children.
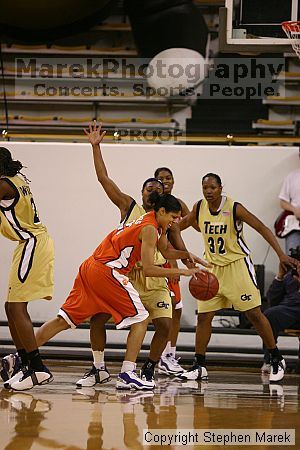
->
<box><xmin>84</xmin><ymin>121</ymin><xmax>106</xmax><ymax>146</ymax></box>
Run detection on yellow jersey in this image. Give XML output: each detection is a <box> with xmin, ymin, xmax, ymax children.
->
<box><xmin>196</xmin><ymin>196</ymin><xmax>250</xmax><ymax>266</ymax></box>
<box><xmin>0</xmin><ymin>175</ymin><xmax>47</xmax><ymax>241</ymax></box>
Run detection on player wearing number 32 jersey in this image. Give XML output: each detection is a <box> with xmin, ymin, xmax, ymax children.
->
<box><xmin>178</xmin><ymin>172</ymin><xmax>298</xmax><ymax>384</ymax></box>
<box><xmin>195</xmin><ymin>194</ymin><xmax>260</xmax><ymax>312</ymax></box>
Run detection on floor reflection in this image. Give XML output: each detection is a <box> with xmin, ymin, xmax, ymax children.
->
<box><xmin>0</xmin><ymin>365</ymin><xmax>299</xmax><ymax>450</ymax></box>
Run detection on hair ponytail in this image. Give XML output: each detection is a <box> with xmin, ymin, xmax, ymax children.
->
<box><xmin>148</xmin><ymin>192</ymin><xmax>181</xmax><ymax>213</ymax></box>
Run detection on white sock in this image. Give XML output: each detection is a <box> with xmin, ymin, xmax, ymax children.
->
<box><xmin>92</xmin><ymin>350</ymin><xmax>105</xmax><ymax>369</ymax></box>
<box><xmin>121</xmin><ymin>361</ymin><xmax>136</xmax><ymax>373</ymax></box>
<box><xmin>162</xmin><ymin>341</ymin><xmax>172</xmax><ymax>357</ymax></box>
<box><xmin>170</xmin><ymin>346</ymin><xmax>176</xmax><ymax>358</ymax></box>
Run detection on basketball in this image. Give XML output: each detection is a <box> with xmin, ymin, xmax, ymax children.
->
<box><xmin>189</xmin><ymin>271</ymin><xmax>219</xmax><ymax>301</ymax></box>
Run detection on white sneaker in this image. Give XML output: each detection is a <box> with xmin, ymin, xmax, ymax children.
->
<box><xmin>4</xmin><ymin>368</ymin><xmax>25</xmax><ymax>389</ymax></box>
<box><xmin>76</xmin><ymin>365</ymin><xmax>110</xmax><ymax>387</ymax></box>
<box><xmin>269</xmin><ymin>358</ymin><xmax>286</xmax><ymax>383</ymax></box>
<box><xmin>116</xmin><ymin>371</ymin><xmax>155</xmax><ymax>390</ymax></box>
<box><xmin>10</xmin><ymin>367</ymin><xmax>53</xmax><ymax>391</ymax></box>
<box><xmin>178</xmin><ymin>365</ymin><xmax>208</xmax><ymax>381</ymax></box>
<box><xmin>158</xmin><ymin>354</ymin><xmax>184</xmax><ymax>376</ymax></box>
<box><xmin>261</xmin><ymin>362</ymin><xmax>271</xmax><ymax>374</ymax></box>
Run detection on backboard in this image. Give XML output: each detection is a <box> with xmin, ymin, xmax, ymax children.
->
<box><xmin>219</xmin><ymin>0</ymin><xmax>299</xmax><ymax>53</ymax></box>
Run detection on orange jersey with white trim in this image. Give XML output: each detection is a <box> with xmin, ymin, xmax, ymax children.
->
<box><xmin>93</xmin><ymin>210</ymin><xmax>159</xmax><ymax>275</ymax></box>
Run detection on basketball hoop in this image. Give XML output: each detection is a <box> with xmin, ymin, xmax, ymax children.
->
<box><xmin>282</xmin><ymin>21</ymin><xmax>300</xmax><ymax>58</ymax></box>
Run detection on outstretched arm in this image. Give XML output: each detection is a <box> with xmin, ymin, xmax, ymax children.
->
<box><xmin>160</xmin><ymin>225</ymin><xmax>209</xmax><ymax>268</ymax></box>
<box><xmin>158</xmin><ymin>235</ymin><xmax>209</xmax><ymax>267</ymax></box>
<box><xmin>168</xmin><ymin>202</ymin><xmax>198</xmax><ymax>250</ymax></box>
<box><xmin>179</xmin><ymin>202</ymin><xmax>199</xmax><ymax>231</ymax></box>
<box><xmin>140</xmin><ymin>226</ymin><xmax>201</xmax><ymax>278</ymax></box>
<box><xmin>178</xmin><ymin>198</ymin><xmax>200</xmax><ymax>232</ymax></box>
<box><xmin>236</xmin><ymin>203</ymin><xmax>299</xmax><ymax>271</ymax></box>
<box><xmin>84</xmin><ymin>121</ymin><xmax>133</xmax><ymax>219</ymax></box>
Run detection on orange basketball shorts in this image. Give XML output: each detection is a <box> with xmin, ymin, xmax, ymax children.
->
<box><xmin>58</xmin><ymin>256</ymin><xmax>149</xmax><ymax>329</ymax></box>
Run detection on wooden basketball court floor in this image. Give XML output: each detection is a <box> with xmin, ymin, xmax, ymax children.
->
<box><xmin>0</xmin><ymin>362</ymin><xmax>299</xmax><ymax>450</ymax></box>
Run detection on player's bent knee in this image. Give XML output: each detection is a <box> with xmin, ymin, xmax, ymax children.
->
<box><xmin>56</xmin><ymin>316</ymin><xmax>70</xmax><ymax>330</ymax></box>
<box><xmin>197</xmin><ymin>312</ymin><xmax>214</xmax><ymax>325</ymax></box>
<box><xmin>90</xmin><ymin>313</ymin><xmax>111</xmax><ymax>326</ymax></box>
<box><xmin>153</xmin><ymin>318</ymin><xmax>171</xmax><ymax>337</ymax></box>
<box><xmin>245</xmin><ymin>307</ymin><xmax>263</xmax><ymax>323</ymax></box>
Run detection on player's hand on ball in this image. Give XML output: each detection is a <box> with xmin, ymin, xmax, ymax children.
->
<box><xmin>189</xmin><ymin>271</ymin><xmax>219</xmax><ymax>300</ymax></box>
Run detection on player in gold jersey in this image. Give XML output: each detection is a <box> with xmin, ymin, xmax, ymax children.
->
<box><xmin>0</xmin><ymin>147</ymin><xmax>54</xmax><ymax>390</ymax></box>
<box><xmin>178</xmin><ymin>173</ymin><xmax>299</xmax><ymax>383</ymax></box>
<box><xmin>154</xmin><ymin>167</ymin><xmax>196</xmax><ymax>376</ymax></box>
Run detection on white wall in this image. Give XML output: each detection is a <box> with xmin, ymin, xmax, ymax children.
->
<box><xmin>0</xmin><ymin>142</ymin><xmax>298</xmax><ymax>326</ymax></box>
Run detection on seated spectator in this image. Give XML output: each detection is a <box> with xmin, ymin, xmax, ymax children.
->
<box><xmin>262</xmin><ymin>255</ymin><xmax>300</xmax><ymax>374</ymax></box>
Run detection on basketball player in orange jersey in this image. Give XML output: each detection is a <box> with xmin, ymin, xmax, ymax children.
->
<box><xmin>8</xmin><ymin>192</ymin><xmax>203</xmax><ymax>391</ymax></box>
<box><xmin>0</xmin><ymin>147</ymin><xmax>54</xmax><ymax>391</ymax></box>
<box><xmin>177</xmin><ymin>173</ymin><xmax>299</xmax><ymax>383</ymax></box>
<box><xmin>73</xmin><ymin>122</ymin><xmax>207</xmax><ymax>389</ymax></box>
<box><xmin>154</xmin><ymin>167</ymin><xmax>198</xmax><ymax>376</ymax></box>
